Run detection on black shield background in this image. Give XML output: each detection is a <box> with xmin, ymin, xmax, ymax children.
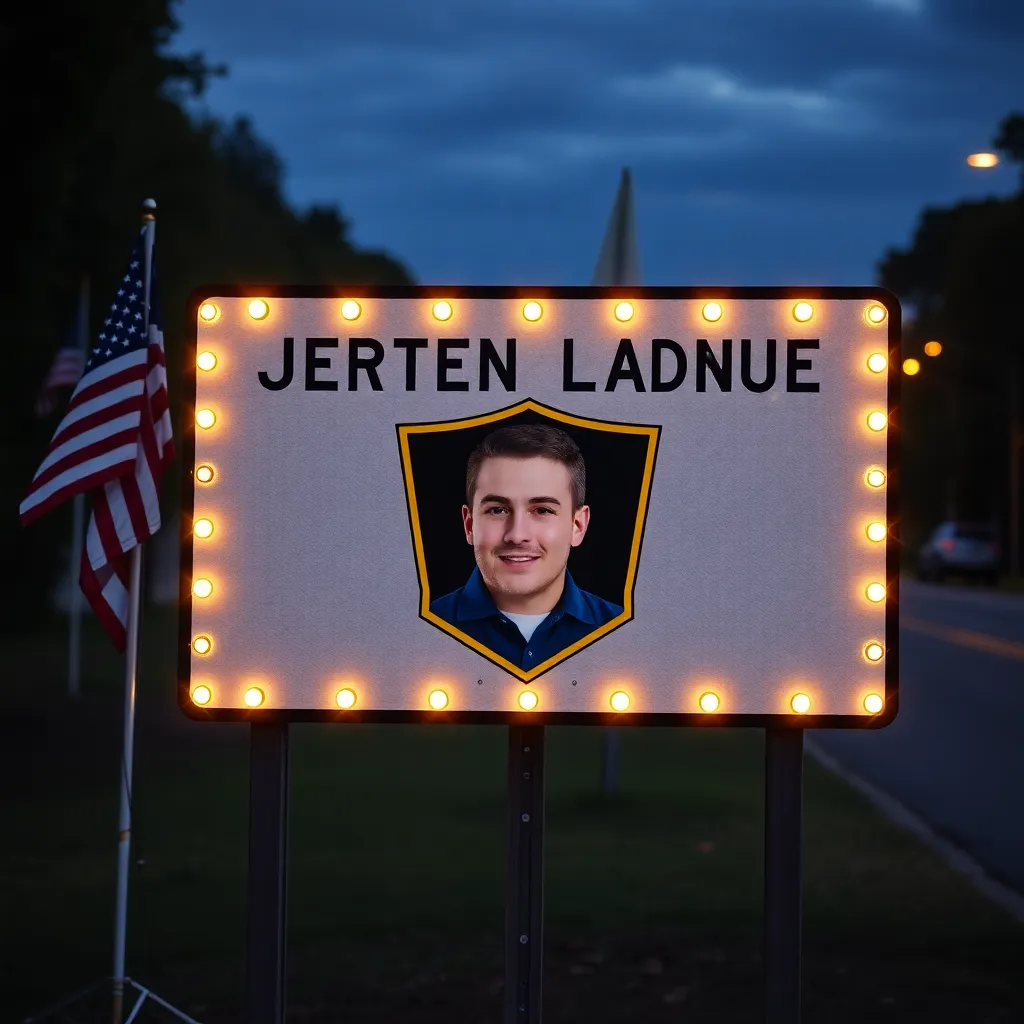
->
<box><xmin>404</xmin><ymin>408</ymin><xmax>658</xmax><ymax>607</ymax></box>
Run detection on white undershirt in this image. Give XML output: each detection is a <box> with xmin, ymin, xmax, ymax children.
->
<box><xmin>503</xmin><ymin>611</ymin><xmax>550</xmax><ymax>642</ymax></box>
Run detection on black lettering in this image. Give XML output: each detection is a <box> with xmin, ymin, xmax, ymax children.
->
<box><xmin>259</xmin><ymin>337</ymin><xmax>295</xmax><ymax>391</ymax></box>
<box><xmin>605</xmin><ymin>339</ymin><xmax>646</xmax><ymax>392</ymax></box>
<box><xmin>393</xmin><ymin>338</ymin><xmax>427</xmax><ymax>391</ymax></box>
<box><xmin>787</xmin><ymin>339</ymin><xmax>820</xmax><ymax>392</ymax></box>
<box><xmin>304</xmin><ymin>337</ymin><xmax>338</xmax><ymax>392</ymax></box>
<box><xmin>741</xmin><ymin>338</ymin><xmax>776</xmax><ymax>393</ymax></box>
<box><xmin>348</xmin><ymin>339</ymin><xmax>385</xmax><ymax>391</ymax></box>
<box><xmin>480</xmin><ymin>338</ymin><xmax>516</xmax><ymax>391</ymax></box>
<box><xmin>438</xmin><ymin>339</ymin><xmax>470</xmax><ymax>391</ymax></box>
<box><xmin>562</xmin><ymin>338</ymin><xmax>596</xmax><ymax>391</ymax></box>
<box><xmin>651</xmin><ymin>339</ymin><xmax>686</xmax><ymax>392</ymax></box>
<box><xmin>697</xmin><ymin>339</ymin><xmax>732</xmax><ymax>392</ymax></box>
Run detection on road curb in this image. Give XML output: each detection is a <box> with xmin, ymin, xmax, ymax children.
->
<box><xmin>805</xmin><ymin>738</ymin><xmax>1024</xmax><ymax>927</ymax></box>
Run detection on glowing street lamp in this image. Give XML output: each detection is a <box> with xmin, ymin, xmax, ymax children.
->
<box><xmin>966</xmin><ymin>152</ymin><xmax>999</xmax><ymax>168</ymax></box>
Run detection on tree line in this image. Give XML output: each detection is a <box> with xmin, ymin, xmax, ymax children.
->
<box><xmin>878</xmin><ymin>114</ymin><xmax>1024</xmax><ymax>556</ymax></box>
<box><xmin>2</xmin><ymin>2</ymin><xmax>412</xmax><ymax>630</ymax></box>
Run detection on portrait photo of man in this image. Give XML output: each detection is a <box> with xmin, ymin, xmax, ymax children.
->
<box><xmin>429</xmin><ymin>424</ymin><xmax>624</xmax><ymax>672</ymax></box>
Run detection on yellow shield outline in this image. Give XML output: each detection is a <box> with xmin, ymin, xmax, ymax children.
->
<box><xmin>397</xmin><ymin>398</ymin><xmax>661</xmax><ymax>682</ymax></box>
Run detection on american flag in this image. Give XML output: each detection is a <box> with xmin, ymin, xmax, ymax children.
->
<box><xmin>20</xmin><ymin>225</ymin><xmax>174</xmax><ymax>650</ymax></box>
<box><xmin>35</xmin><ymin>338</ymin><xmax>86</xmax><ymax>418</ymax></box>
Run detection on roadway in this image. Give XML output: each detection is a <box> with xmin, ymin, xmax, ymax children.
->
<box><xmin>811</xmin><ymin>577</ymin><xmax>1024</xmax><ymax>894</ymax></box>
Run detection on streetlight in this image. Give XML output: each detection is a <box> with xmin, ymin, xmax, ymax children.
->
<box><xmin>967</xmin><ymin>152</ymin><xmax>999</xmax><ymax>168</ymax></box>
<box><xmin>966</xmin><ymin>149</ymin><xmax>1018</xmax><ymax>574</ymax></box>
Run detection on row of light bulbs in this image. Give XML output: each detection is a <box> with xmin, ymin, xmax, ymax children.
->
<box><xmin>198</xmin><ymin>299</ymin><xmax>889</xmax><ymax>327</ymax></box>
<box><xmin>860</xmin><ymin>336</ymin><xmax>888</xmax><ymax>690</ymax></box>
<box><xmin>189</xmin><ymin>682</ymin><xmax>885</xmax><ymax>715</ymax></box>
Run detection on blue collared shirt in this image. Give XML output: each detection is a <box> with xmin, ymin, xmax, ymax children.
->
<box><xmin>429</xmin><ymin>567</ymin><xmax>623</xmax><ymax>671</ymax></box>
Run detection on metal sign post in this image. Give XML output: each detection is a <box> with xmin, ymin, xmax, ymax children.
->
<box><xmin>505</xmin><ymin>725</ymin><xmax>546</xmax><ymax>1023</ymax></box>
<box><xmin>246</xmin><ymin>722</ymin><xmax>290</xmax><ymax>1024</ymax></box>
<box><xmin>763</xmin><ymin>727</ymin><xmax>804</xmax><ymax>1023</ymax></box>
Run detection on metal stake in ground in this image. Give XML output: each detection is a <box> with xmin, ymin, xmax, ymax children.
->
<box><xmin>763</xmin><ymin>727</ymin><xmax>804</xmax><ymax>1024</ymax></box>
<box><xmin>246</xmin><ymin>722</ymin><xmax>290</xmax><ymax>1024</ymax></box>
<box><xmin>505</xmin><ymin>725</ymin><xmax>546</xmax><ymax>1023</ymax></box>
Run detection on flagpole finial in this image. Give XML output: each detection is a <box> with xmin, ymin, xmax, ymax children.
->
<box><xmin>141</xmin><ymin>198</ymin><xmax>157</xmax><ymax>222</ymax></box>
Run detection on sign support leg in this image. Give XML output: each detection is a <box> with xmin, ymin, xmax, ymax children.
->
<box><xmin>246</xmin><ymin>722</ymin><xmax>290</xmax><ymax>1024</ymax></box>
<box><xmin>763</xmin><ymin>727</ymin><xmax>804</xmax><ymax>1024</ymax></box>
<box><xmin>505</xmin><ymin>724</ymin><xmax>545</xmax><ymax>1024</ymax></box>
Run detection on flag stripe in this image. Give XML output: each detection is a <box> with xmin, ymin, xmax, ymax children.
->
<box><xmin>65</xmin><ymin>350</ymin><xmax>148</xmax><ymax>409</ymax></box>
<box><xmin>30</xmin><ymin>415</ymin><xmax>141</xmax><ymax>484</ymax></box>
<box><xmin>49</xmin><ymin>374</ymin><xmax>145</xmax><ymax>447</ymax></box>
<box><xmin>121</xmin><ymin>466</ymin><xmax>152</xmax><ymax>551</ymax></box>
<box><xmin>86</xmin><ymin>512</ymin><xmax>105</xmax><ymax>570</ymax></box>
<box><xmin>92</xmin><ymin>488</ymin><xmax>124</xmax><ymax>567</ymax></box>
<box><xmin>44</xmin><ymin>354</ymin><xmax>86</xmax><ymax>388</ymax></box>
<box><xmin>20</xmin><ymin>446</ymin><xmax>140</xmax><ymax>523</ymax></box>
<box><xmin>35</xmin><ymin>345</ymin><xmax>87</xmax><ymax>420</ymax></box>
<box><xmin>137</xmin><ymin>407</ymin><xmax>163</xmax><ymax>532</ymax></box>
<box><xmin>80</xmin><ymin>552</ymin><xmax>128</xmax><ymax>651</ymax></box>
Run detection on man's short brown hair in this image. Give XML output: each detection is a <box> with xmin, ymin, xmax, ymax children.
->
<box><xmin>466</xmin><ymin>424</ymin><xmax>586</xmax><ymax>509</ymax></box>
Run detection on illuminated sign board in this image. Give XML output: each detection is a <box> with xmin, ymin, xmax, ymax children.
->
<box><xmin>180</xmin><ymin>287</ymin><xmax>899</xmax><ymax>726</ymax></box>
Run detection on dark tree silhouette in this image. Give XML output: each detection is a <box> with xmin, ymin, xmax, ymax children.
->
<box><xmin>994</xmin><ymin>113</ymin><xmax>1024</xmax><ymax>183</ymax></box>
<box><xmin>877</xmin><ymin>113</ymin><xmax>1024</xmax><ymax>555</ymax></box>
<box><xmin>1</xmin><ymin>2</ymin><xmax>413</xmax><ymax>630</ymax></box>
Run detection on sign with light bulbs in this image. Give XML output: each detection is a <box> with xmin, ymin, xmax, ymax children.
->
<box><xmin>180</xmin><ymin>286</ymin><xmax>899</xmax><ymax>726</ymax></box>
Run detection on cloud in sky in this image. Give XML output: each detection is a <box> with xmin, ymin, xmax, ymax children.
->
<box><xmin>867</xmin><ymin>0</ymin><xmax>924</xmax><ymax>15</ymax></box>
<box><xmin>172</xmin><ymin>0</ymin><xmax>1023</xmax><ymax>285</ymax></box>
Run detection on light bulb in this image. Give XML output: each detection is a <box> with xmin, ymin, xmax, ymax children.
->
<box><xmin>699</xmin><ymin>691</ymin><xmax>720</xmax><ymax>713</ymax></box>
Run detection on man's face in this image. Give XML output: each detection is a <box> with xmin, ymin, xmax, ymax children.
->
<box><xmin>462</xmin><ymin>455</ymin><xmax>590</xmax><ymax>614</ymax></box>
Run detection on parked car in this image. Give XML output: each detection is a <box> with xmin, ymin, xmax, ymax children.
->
<box><xmin>916</xmin><ymin>521</ymin><xmax>1000</xmax><ymax>584</ymax></box>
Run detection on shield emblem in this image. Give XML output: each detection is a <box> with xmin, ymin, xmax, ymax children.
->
<box><xmin>397</xmin><ymin>398</ymin><xmax>660</xmax><ymax>681</ymax></box>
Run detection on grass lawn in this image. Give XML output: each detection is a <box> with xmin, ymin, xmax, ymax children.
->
<box><xmin>2</xmin><ymin>609</ymin><xmax>1022</xmax><ymax>1022</ymax></box>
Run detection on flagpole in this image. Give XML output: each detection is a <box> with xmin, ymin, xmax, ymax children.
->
<box><xmin>68</xmin><ymin>275</ymin><xmax>90</xmax><ymax>698</ymax></box>
<box><xmin>111</xmin><ymin>199</ymin><xmax>156</xmax><ymax>1024</ymax></box>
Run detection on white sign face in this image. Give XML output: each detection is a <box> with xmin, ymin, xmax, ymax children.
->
<box><xmin>180</xmin><ymin>287</ymin><xmax>899</xmax><ymax>726</ymax></box>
